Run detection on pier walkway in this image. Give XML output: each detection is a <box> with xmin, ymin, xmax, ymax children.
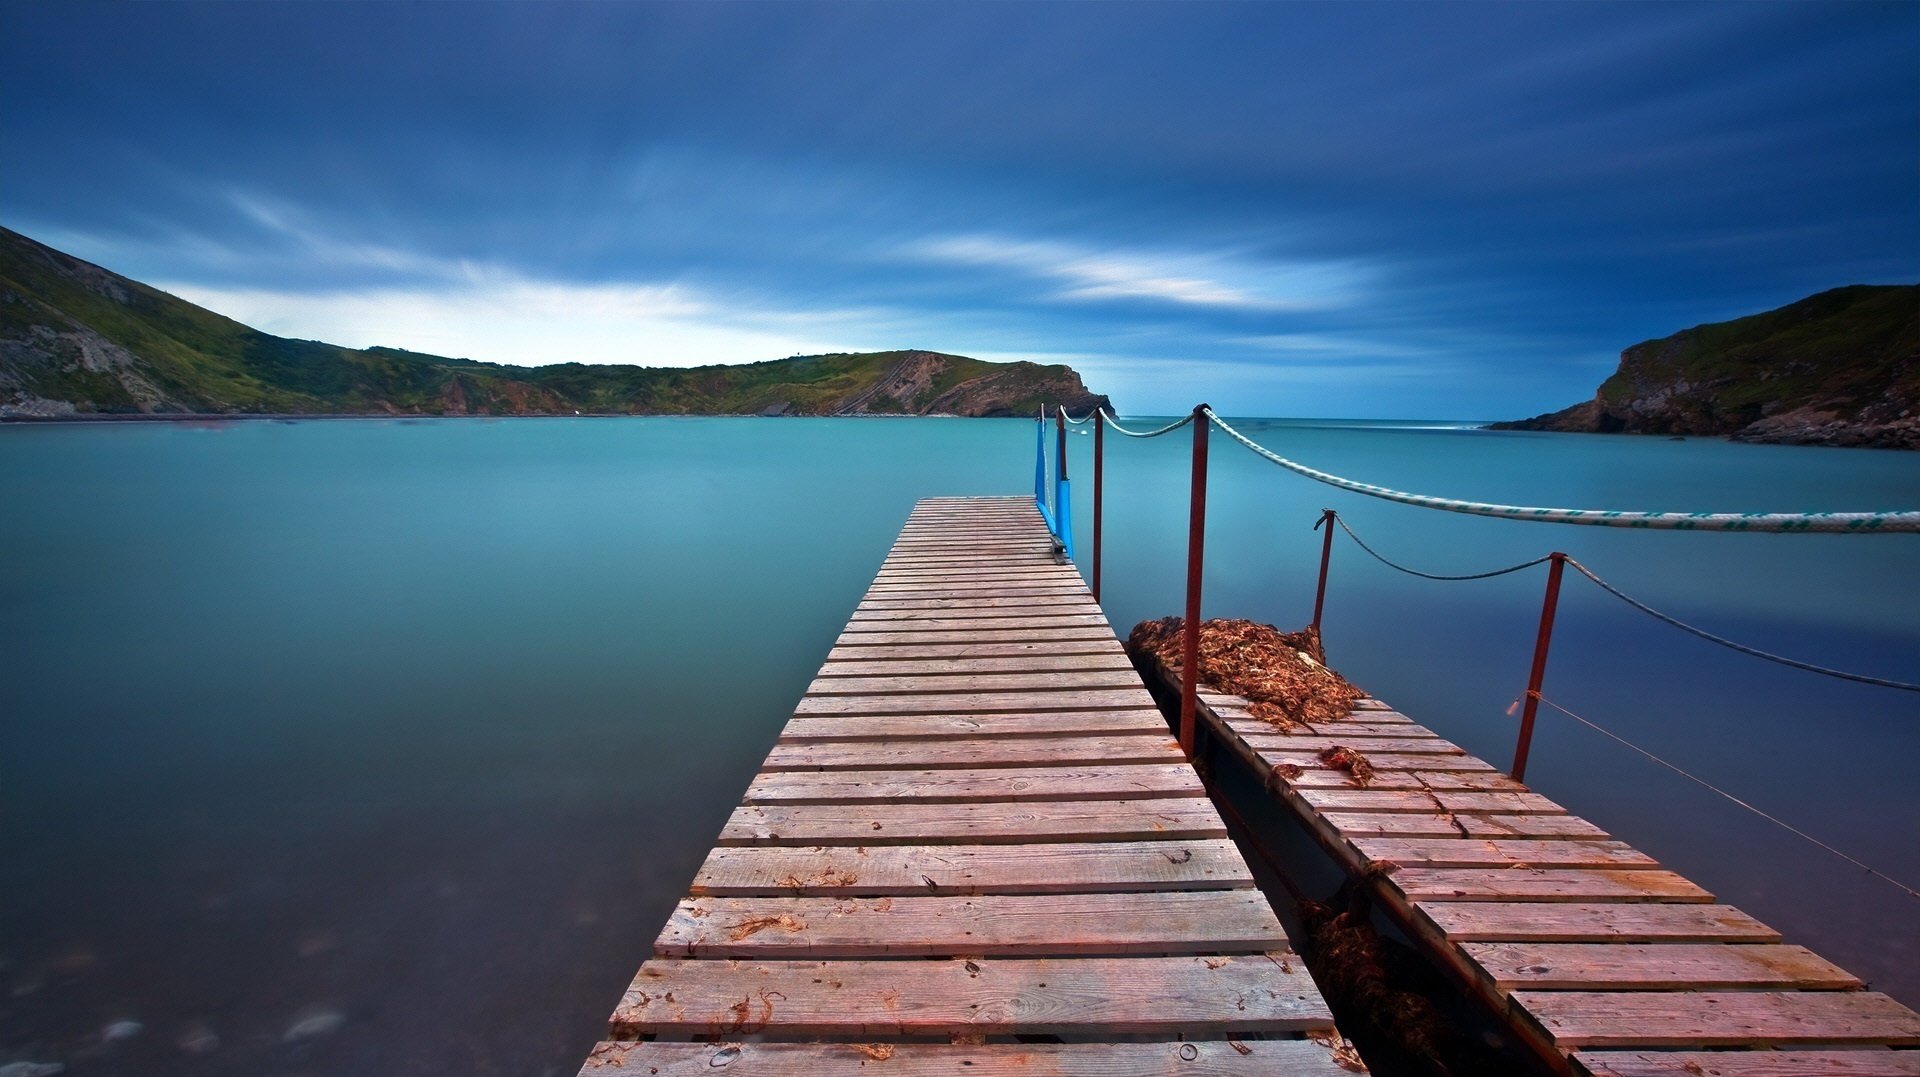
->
<box><xmin>1151</xmin><ymin>665</ymin><xmax>1920</xmax><ymax>1077</ymax></box>
<box><xmin>581</xmin><ymin>497</ymin><xmax>1354</xmax><ymax>1075</ymax></box>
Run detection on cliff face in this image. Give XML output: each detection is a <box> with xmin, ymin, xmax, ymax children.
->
<box><xmin>0</xmin><ymin>226</ymin><xmax>1109</xmax><ymax>419</ymax></box>
<box><xmin>1493</xmin><ymin>285</ymin><xmax>1920</xmax><ymax>449</ymax></box>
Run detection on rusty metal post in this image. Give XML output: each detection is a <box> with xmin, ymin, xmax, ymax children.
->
<box><xmin>1310</xmin><ymin>508</ymin><xmax>1336</xmax><ymax>634</ymax></box>
<box><xmin>1179</xmin><ymin>405</ymin><xmax>1210</xmax><ymax>759</ymax></box>
<box><xmin>1092</xmin><ymin>409</ymin><xmax>1104</xmax><ymax>602</ymax></box>
<box><xmin>1511</xmin><ymin>551</ymin><xmax>1568</xmax><ymax>782</ymax></box>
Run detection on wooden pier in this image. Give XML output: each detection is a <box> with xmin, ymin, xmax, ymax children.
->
<box><xmin>1150</xmin><ymin>664</ymin><xmax>1920</xmax><ymax>1077</ymax></box>
<box><xmin>581</xmin><ymin>498</ymin><xmax>1355</xmax><ymax>1075</ymax></box>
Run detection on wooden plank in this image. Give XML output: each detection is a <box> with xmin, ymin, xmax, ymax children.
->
<box><xmin>655</xmin><ymin>891</ymin><xmax>1287</xmax><ymax>957</ymax></box>
<box><xmin>719</xmin><ymin>798</ymin><xmax>1228</xmax><ymax>845</ymax></box>
<box><xmin>1466</xmin><ymin>942</ymin><xmax>1861</xmax><ymax>992</ymax></box>
<box><xmin>1239</xmin><ymin>733</ymin><xmax>1466</xmax><ymax>755</ymax></box>
<box><xmin>1283</xmin><ymin>769</ymin><xmax>1524</xmax><ymax>791</ymax></box>
<box><xmin>777</xmin><ymin>710</ymin><xmax>1168</xmax><ymax>742</ymax></box>
<box><xmin>827</xmin><ymin>640</ymin><xmax>1126</xmax><ymax>661</ymax></box>
<box><xmin>1257</xmin><ymin>750</ymin><xmax>1503</xmax><ymax>773</ymax></box>
<box><xmin>1511</xmin><ymin>990</ymin><xmax>1920</xmax><ymax>1048</ymax></box>
<box><xmin>802</xmin><ymin>670</ymin><xmax>1145</xmax><ymax>695</ymax></box>
<box><xmin>1294</xmin><ymin>788</ymin><xmax>1569</xmax><ymax>814</ymax></box>
<box><xmin>690</xmin><ymin>839</ymin><xmax>1253</xmax><ymax>896</ymax></box>
<box><xmin>762</xmin><ymin>734</ymin><xmax>1179</xmax><ymax>770</ymax></box>
<box><xmin>817</xmin><ymin>654</ymin><xmax>1136</xmax><ymax>676</ymax></box>
<box><xmin>1391</xmin><ymin>867</ymin><xmax>1713</xmax><ymax>903</ymax></box>
<box><xmin>1573</xmin><ymin>1049</ymin><xmax>1920</xmax><ymax>1076</ymax></box>
<box><xmin>742</xmin><ymin>764</ymin><xmax>1205</xmax><ymax>804</ymax></box>
<box><xmin>1322</xmin><ymin>812</ymin><xmax>1611</xmax><ymax>839</ymax></box>
<box><xmin>609</xmin><ymin>955</ymin><xmax>1334</xmax><ymax>1038</ymax></box>
<box><xmin>1349</xmin><ymin>837</ymin><xmax>1656</xmax><ymax>869</ymax></box>
<box><xmin>833</xmin><ymin>627</ymin><xmax>1117</xmax><ymax>645</ymax></box>
<box><xmin>1418</xmin><ymin>901</ymin><xmax>1781</xmax><ymax>943</ymax></box>
<box><xmin>582</xmin><ymin>1040</ymin><xmax>1362</xmax><ymax>1077</ymax></box>
<box><xmin>841</xmin><ymin>614</ymin><xmax>1113</xmax><ymax>631</ymax></box>
<box><xmin>791</xmin><ymin>689</ymin><xmax>1154</xmax><ymax>716</ymax></box>
<box><xmin>855</xmin><ymin>596</ymin><xmax>1100</xmax><ymax>613</ymax></box>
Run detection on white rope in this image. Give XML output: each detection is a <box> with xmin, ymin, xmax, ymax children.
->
<box><xmin>1098</xmin><ymin>408</ymin><xmax>1195</xmax><ymax>439</ymax></box>
<box><xmin>1203</xmin><ymin>408</ymin><xmax>1920</xmax><ymax>534</ymax></box>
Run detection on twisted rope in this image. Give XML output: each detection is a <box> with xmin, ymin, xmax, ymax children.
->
<box><xmin>1097</xmin><ymin>408</ymin><xmax>1195</xmax><ymax>438</ymax></box>
<box><xmin>1058</xmin><ymin>406</ymin><xmax>1096</xmax><ymax>426</ymax></box>
<box><xmin>1202</xmin><ymin>408</ymin><xmax>1920</xmax><ymax>533</ymax></box>
<box><xmin>1530</xmin><ymin>692</ymin><xmax>1920</xmax><ymax>900</ymax></box>
<box><xmin>1330</xmin><ymin>514</ymin><xmax>1554</xmax><ymax>581</ymax></box>
<box><xmin>1563</xmin><ymin>558</ymin><xmax>1920</xmax><ymax>692</ymax></box>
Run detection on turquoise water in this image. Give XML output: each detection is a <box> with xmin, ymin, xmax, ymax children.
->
<box><xmin>2</xmin><ymin>416</ymin><xmax>1915</xmax><ymax>1075</ymax></box>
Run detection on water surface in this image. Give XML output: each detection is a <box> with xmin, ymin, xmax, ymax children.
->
<box><xmin>2</xmin><ymin>416</ymin><xmax>1915</xmax><ymax>1075</ymax></box>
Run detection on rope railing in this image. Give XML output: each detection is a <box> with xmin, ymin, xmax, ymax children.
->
<box><xmin>1528</xmin><ymin>691</ymin><xmax>1920</xmax><ymax>901</ymax></box>
<box><xmin>1321</xmin><ymin>513</ymin><xmax>1920</xmax><ymax>693</ymax></box>
<box><xmin>1201</xmin><ymin>406</ymin><xmax>1920</xmax><ymax>533</ymax></box>
<box><xmin>1096</xmin><ymin>407</ymin><xmax>1194</xmax><ymax>439</ymax></box>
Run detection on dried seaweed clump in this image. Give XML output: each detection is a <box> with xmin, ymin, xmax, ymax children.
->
<box><xmin>1128</xmin><ymin>617</ymin><xmax>1363</xmax><ymax>728</ymax></box>
<box><xmin>1319</xmin><ymin>745</ymin><xmax>1376</xmax><ymax>787</ymax></box>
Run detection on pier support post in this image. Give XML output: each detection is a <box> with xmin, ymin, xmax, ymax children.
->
<box><xmin>1511</xmin><ymin>551</ymin><xmax>1567</xmax><ymax>782</ymax></box>
<box><xmin>1092</xmin><ymin>409</ymin><xmax>1104</xmax><ymax>602</ymax></box>
<box><xmin>1311</xmin><ymin>508</ymin><xmax>1336</xmax><ymax>634</ymax></box>
<box><xmin>1179</xmin><ymin>404</ymin><xmax>1211</xmax><ymax>759</ymax></box>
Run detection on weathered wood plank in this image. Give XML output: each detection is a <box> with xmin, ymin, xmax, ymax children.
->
<box><xmin>742</xmin><ymin>764</ymin><xmax>1205</xmax><ymax>804</ymax></box>
<box><xmin>581</xmin><ymin>1040</ymin><xmax>1362</xmax><ymax>1077</ymax></box>
<box><xmin>857</xmin><ymin>595</ymin><xmax>1096</xmax><ymax>611</ymax></box>
<box><xmin>1572</xmin><ymin>1049</ymin><xmax>1920</xmax><ymax>1076</ymax></box>
<box><xmin>1391</xmin><ymin>867</ymin><xmax>1713</xmax><ymax>903</ymax></box>
<box><xmin>1350</xmin><ymin>837</ymin><xmax>1656</xmax><ymax>869</ymax></box>
<box><xmin>609</xmin><ymin>955</ymin><xmax>1334</xmax><ymax>1038</ymax></box>
<box><xmin>817</xmin><ymin>654</ymin><xmax>1135</xmax><ymax>676</ymax></box>
<box><xmin>1239</xmin><ymin>734</ymin><xmax>1466</xmax><ymax>755</ymax></box>
<box><xmin>1512</xmin><ymin>990</ymin><xmax>1920</xmax><ymax>1048</ymax></box>
<box><xmin>828</xmin><ymin>640</ymin><xmax>1127</xmax><ymax>661</ymax></box>
<box><xmin>1294</xmin><ymin>788</ymin><xmax>1570</xmax><ymax>815</ymax></box>
<box><xmin>778</xmin><ymin>710</ymin><xmax>1169</xmax><ymax>742</ymax></box>
<box><xmin>1282</xmin><ymin>769</ymin><xmax>1525</xmax><ymax>791</ymax></box>
<box><xmin>1257</xmin><ymin>750</ymin><xmax>1503</xmax><ymax>774</ymax></box>
<box><xmin>833</xmin><ymin>627</ymin><xmax>1118</xmax><ymax>646</ymax></box>
<box><xmin>655</xmin><ymin>891</ymin><xmax>1287</xmax><ymax>957</ymax></box>
<box><xmin>1466</xmin><ymin>942</ymin><xmax>1861</xmax><ymax>992</ymax></box>
<box><xmin>762</xmin><ymin>734</ymin><xmax>1179</xmax><ymax>770</ymax></box>
<box><xmin>791</xmin><ymin>689</ymin><xmax>1155</xmax><ymax>716</ymax></box>
<box><xmin>719</xmin><ymin>798</ymin><xmax>1227</xmax><ymax>845</ymax></box>
<box><xmin>1417</xmin><ymin>901</ymin><xmax>1780</xmax><ymax>943</ymax></box>
<box><xmin>803</xmin><ymin>670</ymin><xmax>1146</xmax><ymax>695</ymax></box>
<box><xmin>841</xmin><ymin>614</ymin><xmax>1114</xmax><ymax>631</ymax></box>
<box><xmin>1322</xmin><ymin>811</ymin><xmax>1611</xmax><ymax>839</ymax></box>
<box><xmin>691</xmin><ymin>839</ymin><xmax>1253</xmax><ymax>896</ymax></box>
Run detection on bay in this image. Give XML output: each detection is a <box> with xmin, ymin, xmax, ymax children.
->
<box><xmin>1</xmin><ymin>415</ymin><xmax>1915</xmax><ymax>1075</ymax></box>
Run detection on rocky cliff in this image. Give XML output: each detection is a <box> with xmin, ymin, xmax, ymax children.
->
<box><xmin>1493</xmin><ymin>285</ymin><xmax>1919</xmax><ymax>449</ymax></box>
<box><xmin>0</xmin><ymin>226</ymin><xmax>1108</xmax><ymax>420</ymax></box>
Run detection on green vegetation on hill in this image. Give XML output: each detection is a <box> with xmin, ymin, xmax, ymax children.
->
<box><xmin>1494</xmin><ymin>284</ymin><xmax>1919</xmax><ymax>448</ymax></box>
<box><xmin>0</xmin><ymin>226</ymin><xmax>1108</xmax><ymax>419</ymax></box>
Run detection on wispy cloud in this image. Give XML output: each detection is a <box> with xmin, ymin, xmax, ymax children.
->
<box><xmin>912</xmin><ymin>234</ymin><xmax>1371</xmax><ymax>312</ymax></box>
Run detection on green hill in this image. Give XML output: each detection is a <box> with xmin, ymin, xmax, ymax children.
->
<box><xmin>1494</xmin><ymin>284</ymin><xmax>1919</xmax><ymax>448</ymax></box>
<box><xmin>0</xmin><ymin>225</ymin><xmax>1108</xmax><ymax>419</ymax></box>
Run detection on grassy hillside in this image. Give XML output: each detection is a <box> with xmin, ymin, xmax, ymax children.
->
<box><xmin>0</xmin><ymin>226</ymin><xmax>1106</xmax><ymax>418</ymax></box>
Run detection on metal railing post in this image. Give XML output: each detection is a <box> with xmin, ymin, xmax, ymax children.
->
<box><xmin>1311</xmin><ymin>508</ymin><xmax>1336</xmax><ymax>634</ymax></box>
<box><xmin>1179</xmin><ymin>404</ymin><xmax>1211</xmax><ymax>759</ymax></box>
<box><xmin>1511</xmin><ymin>551</ymin><xmax>1568</xmax><ymax>781</ymax></box>
<box><xmin>1053</xmin><ymin>407</ymin><xmax>1074</xmax><ymax>560</ymax></box>
<box><xmin>1092</xmin><ymin>409</ymin><xmax>1104</xmax><ymax>602</ymax></box>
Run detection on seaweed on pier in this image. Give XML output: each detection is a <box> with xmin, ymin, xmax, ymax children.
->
<box><xmin>1320</xmin><ymin>744</ymin><xmax>1377</xmax><ymax>787</ymax></box>
<box><xmin>1126</xmin><ymin>617</ymin><xmax>1363</xmax><ymax>727</ymax></box>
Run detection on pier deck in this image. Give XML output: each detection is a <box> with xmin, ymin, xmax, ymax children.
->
<box><xmin>581</xmin><ymin>498</ymin><xmax>1353</xmax><ymax>1075</ymax></box>
<box><xmin>1155</xmin><ymin>665</ymin><xmax>1920</xmax><ymax>1077</ymax></box>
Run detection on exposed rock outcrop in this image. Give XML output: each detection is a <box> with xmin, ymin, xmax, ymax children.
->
<box><xmin>1493</xmin><ymin>285</ymin><xmax>1919</xmax><ymax>449</ymax></box>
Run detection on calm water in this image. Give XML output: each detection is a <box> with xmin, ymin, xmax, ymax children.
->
<box><xmin>2</xmin><ymin>417</ymin><xmax>1916</xmax><ymax>1075</ymax></box>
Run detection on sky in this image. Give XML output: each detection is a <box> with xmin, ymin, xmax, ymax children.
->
<box><xmin>2</xmin><ymin>2</ymin><xmax>1915</xmax><ymax>417</ymax></box>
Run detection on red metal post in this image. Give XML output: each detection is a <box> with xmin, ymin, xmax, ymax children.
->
<box><xmin>1310</xmin><ymin>508</ymin><xmax>1336</xmax><ymax>634</ymax></box>
<box><xmin>1511</xmin><ymin>551</ymin><xmax>1568</xmax><ymax>782</ymax></box>
<box><xmin>1179</xmin><ymin>405</ymin><xmax>1210</xmax><ymax>759</ymax></box>
<box><xmin>1091</xmin><ymin>409</ymin><xmax>1104</xmax><ymax>602</ymax></box>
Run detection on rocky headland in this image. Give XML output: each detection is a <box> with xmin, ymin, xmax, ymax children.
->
<box><xmin>1493</xmin><ymin>284</ymin><xmax>1918</xmax><ymax>449</ymax></box>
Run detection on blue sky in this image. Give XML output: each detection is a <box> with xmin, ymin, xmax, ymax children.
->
<box><xmin>3</xmin><ymin>2</ymin><xmax>1915</xmax><ymax>417</ymax></box>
